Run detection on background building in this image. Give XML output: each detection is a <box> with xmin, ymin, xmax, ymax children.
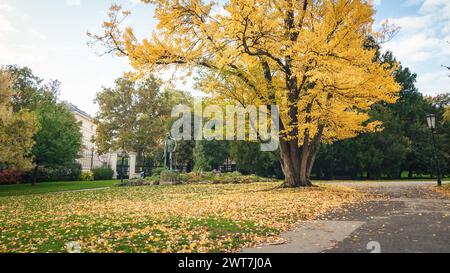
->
<box><xmin>65</xmin><ymin>103</ymin><xmax>111</xmax><ymax>172</ymax></box>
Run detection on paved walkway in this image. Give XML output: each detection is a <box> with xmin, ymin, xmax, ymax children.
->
<box><xmin>56</xmin><ymin>187</ymin><xmax>111</xmax><ymax>194</ymax></box>
<box><xmin>243</xmin><ymin>182</ymin><xmax>450</xmax><ymax>253</ymax></box>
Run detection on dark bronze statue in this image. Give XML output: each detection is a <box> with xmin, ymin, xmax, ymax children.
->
<box><xmin>164</xmin><ymin>134</ymin><xmax>177</xmax><ymax>171</ymax></box>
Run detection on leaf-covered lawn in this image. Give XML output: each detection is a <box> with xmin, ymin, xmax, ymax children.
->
<box><xmin>436</xmin><ymin>184</ymin><xmax>450</xmax><ymax>197</ymax></box>
<box><xmin>0</xmin><ymin>183</ymin><xmax>364</xmax><ymax>253</ymax></box>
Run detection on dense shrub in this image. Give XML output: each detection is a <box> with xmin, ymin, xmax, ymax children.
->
<box><xmin>168</xmin><ymin>171</ymin><xmax>276</xmax><ymax>184</ymax></box>
<box><xmin>160</xmin><ymin>170</ymin><xmax>181</xmax><ymax>185</ymax></box>
<box><xmin>92</xmin><ymin>167</ymin><xmax>114</xmax><ymax>181</ymax></box>
<box><xmin>80</xmin><ymin>171</ymin><xmax>94</xmax><ymax>181</ymax></box>
<box><xmin>51</xmin><ymin>162</ymin><xmax>82</xmax><ymax>182</ymax></box>
<box><xmin>145</xmin><ymin>173</ymin><xmax>162</xmax><ymax>185</ymax></box>
<box><xmin>116</xmin><ymin>171</ymin><xmax>278</xmax><ymax>188</ymax></box>
<box><xmin>230</xmin><ymin>141</ymin><xmax>284</xmax><ymax>179</ymax></box>
<box><xmin>115</xmin><ymin>178</ymin><xmax>152</xmax><ymax>187</ymax></box>
<box><xmin>151</xmin><ymin>167</ymin><xmax>166</xmax><ymax>177</ymax></box>
<box><xmin>179</xmin><ymin>172</ymin><xmax>214</xmax><ymax>183</ymax></box>
<box><xmin>0</xmin><ymin>169</ymin><xmax>22</xmax><ymax>185</ymax></box>
<box><xmin>210</xmin><ymin>172</ymin><xmax>276</xmax><ymax>184</ymax></box>
<box><xmin>22</xmin><ymin>162</ymin><xmax>82</xmax><ymax>182</ymax></box>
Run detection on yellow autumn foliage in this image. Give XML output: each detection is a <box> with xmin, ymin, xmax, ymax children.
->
<box><xmin>98</xmin><ymin>0</ymin><xmax>401</xmax><ymax>144</ymax></box>
<box><xmin>444</xmin><ymin>107</ymin><xmax>450</xmax><ymax>122</ymax></box>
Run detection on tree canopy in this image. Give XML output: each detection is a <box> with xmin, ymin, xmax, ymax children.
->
<box><xmin>194</xmin><ymin>140</ymin><xmax>230</xmax><ymax>171</ymax></box>
<box><xmin>95</xmin><ymin>75</ymin><xmax>193</xmax><ymax>161</ymax></box>
<box><xmin>0</xmin><ymin>70</ymin><xmax>39</xmax><ymax>171</ymax></box>
<box><xmin>32</xmin><ymin>101</ymin><xmax>82</xmax><ymax>168</ymax></box>
<box><xmin>2</xmin><ymin>65</ymin><xmax>82</xmax><ymax>184</ymax></box>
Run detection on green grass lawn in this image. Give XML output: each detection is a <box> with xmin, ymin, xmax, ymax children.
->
<box><xmin>0</xmin><ymin>180</ymin><xmax>117</xmax><ymax>197</ymax></box>
<box><xmin>399</xmin><ymin>172</ymin><xmax>450</xmax><ymax>180</ymax></box>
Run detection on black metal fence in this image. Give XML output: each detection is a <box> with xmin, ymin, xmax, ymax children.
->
<box><xmin>117</xmin><ymin>157</ymin><xmax>130</xmax><ymax>179</ymax></box>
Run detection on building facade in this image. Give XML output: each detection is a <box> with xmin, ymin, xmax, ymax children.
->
<box><xmin>65</xmin><ymin>103</ymin><xmax>111</xmax><ymax>172</ymax></box>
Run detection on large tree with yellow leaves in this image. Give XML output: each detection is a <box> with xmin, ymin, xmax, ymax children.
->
<box><xmin>91</xmin><ymin>0</ymin><xmax>400</xmax><ymax>187</ymax></box>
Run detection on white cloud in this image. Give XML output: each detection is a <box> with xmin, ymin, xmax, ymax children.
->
<box><xmin>381</xmin><ymin>0</ymin><xmax>450</xmax><ymax>94</ymax></box>
<box><xmin>384</xmin><ymin>32</ymin><xmax>446</xmax><ymax>63</ymax></box>
<box><xmin>66</xmin><ymin>0</ymin><xmax>81</xmax><ymax>7</ymax></box>
<box><xmin>0</xmin><ymin>14</ymin><xmax>14</xmax><ymax>36</ymax></box>
<box><xmin>388</xmin><ymin>15</ymin><xmax>434</xmax><ymax>33</ymax></box>
<box><xmin>0</xmin><ymin>3</ymin><xmax>14</xmax><ymax>12</ymax></box>
<box><xmin>372</xmin><ymin>0</ymin><xmax>382</xmax><ymax>6</ymax></box>
<box><xmin>0</xmin><ymin>3</ymin><xmax>15</xmax><ymax>38</ymax></box>
<box><xmin>416</xmin><ymin>70</ymin><xmax>450</xmax><ymax>93</ymax></box>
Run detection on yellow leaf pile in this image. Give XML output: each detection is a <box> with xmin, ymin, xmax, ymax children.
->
<box><xmin>0</xmin><ymin>183</ymin><xmax>365</xmax><ymax>253</ymax></box>
<box><xmin>434</xmin><ymin>185</ymin><xmax>450</xmax><ymax>198</ymax></box>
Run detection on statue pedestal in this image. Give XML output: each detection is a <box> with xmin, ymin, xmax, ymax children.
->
<box><xmin>160</xmin><ymin>170</ymin><xmax>181</xmax><ymax>185</ymax></box>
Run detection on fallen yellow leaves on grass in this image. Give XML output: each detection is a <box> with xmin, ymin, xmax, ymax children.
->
<box><xmin>435</xmin><ymin>184</ymin><xmax>450</xmax><ymax>197</ymax></box>
<box><xmin>0</xmin><ymin>183</ymin><xmax>365</xmax><ymax>253</ymax></box>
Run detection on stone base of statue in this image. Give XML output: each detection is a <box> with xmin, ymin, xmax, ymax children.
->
<box><xmin>160</xmin><ymin>170</ymin><xmax>181</xmax><ymax>185</ymax></box>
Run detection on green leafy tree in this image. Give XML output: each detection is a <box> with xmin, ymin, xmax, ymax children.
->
<box><xmin>426</xmin><ymin>94</ymin><xmax>450</xmax><ymax>177</ymax></box>
<box><xmin>315</xmin><ymin>108</ymin><xmax>409</xmax><ymax>180</ymax></box>
<box><xmin>385</xmin><ymin>53</ymin><xmax>433</xmax><ymax>178</ymax></box>
<box><xmin>95</xmin><ymin>76</ymin><xmax>169</xmax><ymax>157</ymax></box>
<box><xmin>443</xmin><ymin>105</ymin><xmax>450</xmax><ymax>175</ymax></box>
<box><xmin>95</xmin><ymin>75</ymin><xmax>193</xmax><ymax>166</ymax></box>
<box><xmin>5</xmin><ymin>65</ymin><xmax>59</xmax><ymax>112</ymax></box>
<box><xmin>194</xmin><ymin>140</ymin><xmax>230</xmax><ymax>172</ymax></box>
<box><xmin>31</xmin><ymin>101</ymin><xmax>82</xmax><ymax>184</ymax></box>
<box><xmin>230</xmin><ymin>141</ymin><xmax>283</xmax><ymax>178</ymax></box>
<box><xmin>314</xmin><ymin>140</ymin><xmax>365</xmax><ymax>180</ymax></box>
<box><xmin>3</xmin><ymin>65</ymin><xmax>82</xmax><ymax>184</ymax></box>
<box><xmin>363</xmin><ymin>106</ymin><xmax>409</xmax><ymax>179</ymax></box>
<box><xmin>177</xmin><ymin>136</ymin><xmax>196</xmax><ymax>172</ymax></box>
<box><xmin>0</xmin><ymin>70</ymin><xmax>39</xmax><ymax>171</ymax></box>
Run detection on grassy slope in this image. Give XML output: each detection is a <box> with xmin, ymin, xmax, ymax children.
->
<box><xmin>0</xmin><ymin>181</ymin><xmax>117</xmax><ymax>197</ymax></box>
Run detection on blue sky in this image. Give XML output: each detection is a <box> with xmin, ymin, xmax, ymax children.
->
<box><xmin>0</xmin><ymin>0</ymin><xmax>449</xmax><ymax>115</ymax></box>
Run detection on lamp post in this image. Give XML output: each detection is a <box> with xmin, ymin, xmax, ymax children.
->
<box><xmin>119</xmin><ymin>150</ymin><xmax>127</xmax><ymax>183</ymax></box>
<box><xmin>426</xmin><ymin>114</ymin><xmax>442</xmax><ymax>187</ymax></box>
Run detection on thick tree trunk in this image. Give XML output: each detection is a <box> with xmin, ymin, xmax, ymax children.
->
<box><xmin>279</xmin><ymin>139</ymin><xmax>314</xmax><ymax>187</ymax></box>
<box><xmin>278</xmin><ymin>124</ymin><xmax>324</xmax><ymax>188</ymax></box>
